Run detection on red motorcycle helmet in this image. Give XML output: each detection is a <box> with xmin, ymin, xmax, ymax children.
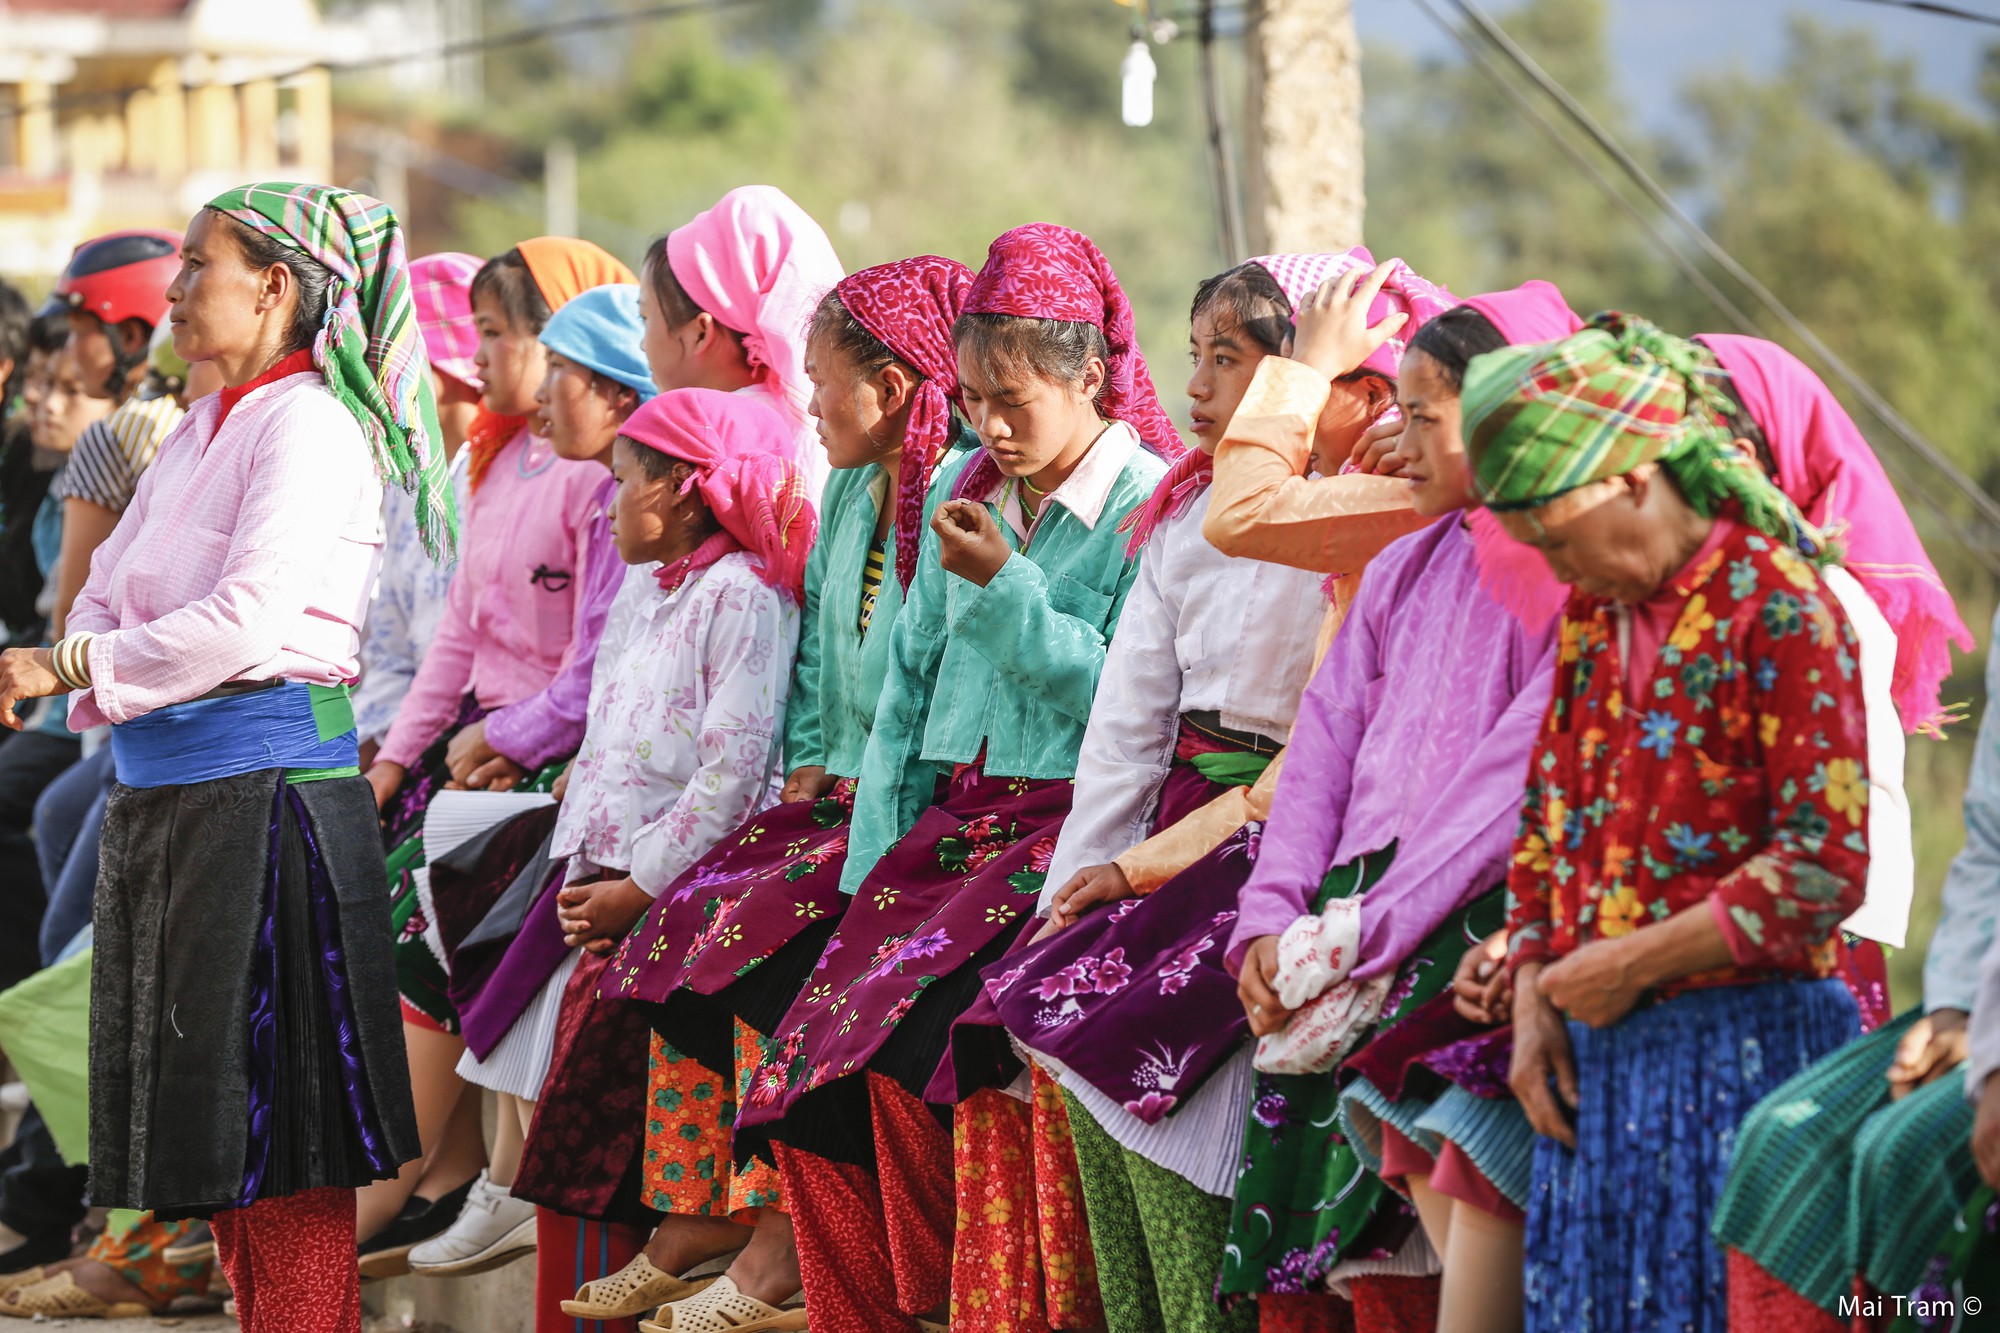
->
<box><xmin>54</xmin><ymin>228</ymin><xmax>181</xmax><ymax>331</ymax></box>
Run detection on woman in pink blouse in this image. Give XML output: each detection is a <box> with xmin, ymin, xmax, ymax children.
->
<box><xmin>0</xmin><ymin>182</ymin><xmax>443</xmax><ymax>1333</ymax></box>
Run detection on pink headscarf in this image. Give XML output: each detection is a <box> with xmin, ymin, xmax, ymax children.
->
<box><xmin>1121</xmin><ymin>249</ymin><xmax>1457</xmax><ymax>557</ymax></box>
<box><xmin>1697</xmin><ymin>334</ymin><xmax>1972</xmax><ymax>732</ymax></box>
<box><xmin>666</xmin><ymin>186</ymin><xmax>844</xmax><ymax>429</ymax></box>
<box><xmin>1461</xmin><ymin>279</ymin><xmax>1583</xmax><ymax>347</ymax></box>
<box><xmin>1252</xmin><ymin>246</ymin><xmax>1460</xmax><ymax>379</ymax></box>
<box><xmin>409</xmin><ymin>251</ymin><xmax>482</xmax><ymax>390</ymax></box>
<box><xmin>619</xmin><ymin>387</ymin><xmax>818</xmax><ymax>603</ymax></box>
<box><xmin>954</xmin><ymin>223</ymin><xmax>1184</xmax><ymax>502</ymax></box>
<box><xmin>1458</xmin><ymin>281</ymin><xmax>1585</xmax><ymax>634</ymax></box>
<box><xmin>830</xmin><ymin>256</ymin><xmax>975</xmax><ymax>591</ymax></box>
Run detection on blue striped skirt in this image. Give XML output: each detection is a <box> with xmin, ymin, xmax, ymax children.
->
<box><xmin>1523</xmin><ymin>978</ymin><xmax>1859</xmax><ymax>1333</ymax></box>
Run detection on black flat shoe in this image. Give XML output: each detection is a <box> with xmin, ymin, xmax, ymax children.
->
<box><xmin>0</xmin><ymin>1233</ymin><xmax>70</xmax><ymax>1277</ymax></box>
<box><xmin>357</xmin><ymin>1178</ymin><xmax>477</xmax><ymax>1280</ymax></box>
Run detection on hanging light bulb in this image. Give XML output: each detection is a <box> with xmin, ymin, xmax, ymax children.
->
<box><xmin>1121</xmin><ymin>38</ymin><xmax>1157</xmax><ymax>127</ymax></box>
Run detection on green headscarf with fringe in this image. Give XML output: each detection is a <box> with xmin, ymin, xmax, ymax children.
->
<box><xmin>206</xmin><ymin>181</ymin><xmax>457</xmax><ymax>559</ymax></box>
<box><xmin>1460</xmin><ymin>313</ymin><xmax>1829</xmax><ymax>559</ymax></box>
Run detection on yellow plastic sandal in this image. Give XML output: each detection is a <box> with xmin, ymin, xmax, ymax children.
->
<box><xmin>0</xmin><ymin>1269</ymin><xmax>43</xmax><ymax>1301</ymax></box>
<box><xmin>0</xmin><ymin>1272</ymin><xmax>153</xmax><ymax>1320</ymax></box>
<box><xmin>559</xmin><ymin>1251</ymin><xmax>716</xmax><ymax>1319</ymax></box>
<box><xmin>636</xmin><ymin>1275</ymin><xmax>808</xmax><ymax>1332</ymax></box>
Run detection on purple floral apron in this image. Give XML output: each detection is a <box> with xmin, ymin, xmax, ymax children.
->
<box><xmin>602</xmin><ymin>779</ymin><xmax>860</xmax><ymax>1004</ymax></box>
<box><xmin>987</xmin><ymin>823</ymin><xmax>1261</xmax><ymax>1121</ymax></box>
<box><xmin>737</xmin><ymin>767</ymin><xmax>1070</xmax><ymax>1126</ymax></box>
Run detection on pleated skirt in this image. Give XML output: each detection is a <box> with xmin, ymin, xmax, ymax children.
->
<box><xmin>90</xmin><ymin>770</ymin><xmax>419</xmax><ymax>1213</ymax></box>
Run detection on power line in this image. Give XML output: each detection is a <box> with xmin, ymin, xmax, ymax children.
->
<box><xmin>0</xmin><ymin>0</ymin><xmax>777</xmax><ymax>127</ymax></box>
<box><xmin>1403</xmin><ymin>0</ymin><xmax>1761</xmax><ymax>332</ymax></box>
<box><xmin>1406</xmin><ymin>0</ymin><xmax>2000</xmax><ymax>575</ymax></box>
<box><xmin>1843</xmin><ymin>0</ymin><xmax>2000</xmax><ymax>28</ymax></box>
<box><xmin>1444</xmin><ymin>0</ymin><xmax>2000</xmax><ymax>560</ymax></box>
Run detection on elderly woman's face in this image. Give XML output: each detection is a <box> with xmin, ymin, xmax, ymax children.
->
<box><xmin>1495</xmin><ymin>472</ymin><xmax>1672</xmax><ymax>605</ymax></box>
<box><xmin>164</xmin><ymin>210</ymin><xmax>270</xmax><ymax>367</ymax></box>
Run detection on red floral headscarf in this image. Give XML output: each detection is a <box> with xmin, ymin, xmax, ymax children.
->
<box><xmin>953</xmin><ymin>224</ymin><xmax>1184</xmax><ymax>502</ymax></box>
<box><xmin>829</xmin><ymin>256</ymin><xmax>974</xmax><ymax>589</ymax></box>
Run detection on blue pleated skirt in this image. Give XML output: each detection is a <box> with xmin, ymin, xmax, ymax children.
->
<box><xmin>1523</xmin><ymin>978</ymin><xmax>1859</xmax><ymax>1333</ymax></box>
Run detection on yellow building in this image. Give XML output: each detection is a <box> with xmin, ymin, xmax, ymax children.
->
<box><xmin>0</xmin><ymin>0</ymin><xmax>361</xmax><ymax>281</ymax></box>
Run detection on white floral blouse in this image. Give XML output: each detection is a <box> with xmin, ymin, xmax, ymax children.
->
<box><xmin>550</xmin><ymin>550</ymin><xmax>800</xmax><ymax>896</ymax></box>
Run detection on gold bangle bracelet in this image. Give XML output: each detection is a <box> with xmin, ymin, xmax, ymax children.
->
<box><xmin>50</xmin><ymin>634</ymin><xmax>92</xmax><ymax>691</ymax></box>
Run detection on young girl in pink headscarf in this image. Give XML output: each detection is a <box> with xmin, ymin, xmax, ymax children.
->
<box><xmin>497</xmin><ymin>387</ymin><xmax>813</xmax><ymax>1333</ymax></box>
<box><xmin>637</xmin><ymin>185</ymin><xmax>845</xmax><ymax>500</ymax></box>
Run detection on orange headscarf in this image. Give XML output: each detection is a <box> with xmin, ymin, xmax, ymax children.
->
<box><xmin>466</xmin><ymin>237</ymin><xmax>639</xmax><ymax>490</ymax></box>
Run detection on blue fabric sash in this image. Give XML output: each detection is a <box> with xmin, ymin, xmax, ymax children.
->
<box><xmin>111</xmin><ymin>682</ymin><xmax>358</xmax><ymax>788</ymax></box>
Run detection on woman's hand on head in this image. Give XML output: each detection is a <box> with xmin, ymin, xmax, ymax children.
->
<box><xmin>932</xmin><ymin>499</ymin><xmax>1011</xmax><ymax>587</ymax></box>
<box><xmin>0</xmin><ymin>649</ymin><xmax>62</xmax><ymax>731</ymax></box>
<box><xmin>1290</xmin><ymin>264</ymin><xmax>1410</xmax><ymax>383</ymax></box>
<box><xmin>1888</xmin><ymin>1008</ymin><xmax>1970</xmax><ymax>1099</ymax></box>
<box><xmin>1238</xmin><ymin>935</ymin><xmax>1297</xmax><ymax>1038</ymax></box>
<box><xmin>1048</xmin><ymin>863</ymin><xmax>1137</xmax><ymax>930</ymax></box>
<box><xmin>780</xmin><ymin>765</ymin><xmax>835</xmax><ymax>805</ymax></box>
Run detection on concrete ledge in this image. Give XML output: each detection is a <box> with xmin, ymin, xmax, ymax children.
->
<box><xmin>364</xmin><ymin>1254</ymin><xmax>537</xmax><ymax>1333</ymax></box>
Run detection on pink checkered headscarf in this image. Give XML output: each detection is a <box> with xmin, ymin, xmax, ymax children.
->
<box><xmin>409</xmin><ymin>251</ymin><xmax>482</xmax><ymax>391</ymax></box>
<box><xmin>1120</xmin><ymin>250</ymin><xmax>1455</xmax><ymax>557</ymax></box>
<box><xmin>829</xmin><ymin>256</ymin><xmax>975</xmax><ymax>591</ymax></box>
<box><xmin>666</xmin><ymin>186</ymin><xmax>844</xmax><ymax>430</ymax></box>
<box><xmin>954</xmin><ymin>223</ymin><xmax>1184</xmax><ymax>502</ymax></box>
<box><xmin>1250</xmin><ymin>247</ymin><xmax>1459</xmax><ymax>380</ymax></box>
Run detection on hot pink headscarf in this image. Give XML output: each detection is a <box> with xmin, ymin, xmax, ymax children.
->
<box><xmin>620</xmin><ymin>387</ymin><xmax>818</xmax><ymax>603</ymax></box>
<box><xmin>1697</xmin><ymin>334</ymin><xmax>1972</xmax><ymax>732</ymax></box>
<box><xmin>1461</xmin><ymin>279</ymin><xmax>1583</xmax><ymax>347</ymax></box>
<box><xmin>954</xmin><ymin>223</ymin><xmax>1184</xmax><ymax>502</ymax></box>
<box><xmin>409</xmin><ymin>251</ymin><xmax>482</xmax><ymax>390</ymax></box>
<box><xmin>666</xmin><ymin>185</ymin><xmax>844</xmax><ymax>430</ymax></box>
<box><xmin>830</xmin><ymin>255</ymin><xmax>975</xmax><ymax>591</ymax></box>
<box><xmin>1457</xmin><ymin>281</ymin><xmax>1585</xmax><ymax>634</ymax></box>
<box><xmin>1121</xmin><ymin>249</ymin><xmax>1456</xmax><ymax>557</ymax></box>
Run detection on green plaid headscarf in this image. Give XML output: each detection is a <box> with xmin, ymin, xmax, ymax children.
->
<box><xmin>1460</xmin><ymin>312</ymin><xmax>1825</xmax><ymax>557</ymax></box>
<box><xmin>206</xmin><ymin>181</ymin><xmax>457</xmax><ymax>559</ymax></box>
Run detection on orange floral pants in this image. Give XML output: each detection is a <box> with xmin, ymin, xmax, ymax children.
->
<box><xmin>950</xmin><ymin>1066</ymin><xmax>1102</xmax><ymax>1332</ymax></box>
<box><xmin>87</xmin><ymin>1212</ymin><xmax>214</xmax><ymax>1305</ymax></box>
<box><xmin>641</xmin><ymin>1023</ymin><xmax>785</xmax><ymax>1221</ymax></box>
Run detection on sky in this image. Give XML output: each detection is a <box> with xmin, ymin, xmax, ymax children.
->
<box><xmin>1352</xmin><ymin>0</ymin><xmax>1993</xmax><ymax>125</ymax></box>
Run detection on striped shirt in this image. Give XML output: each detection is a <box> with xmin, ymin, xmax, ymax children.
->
<box><xmin>858</xmin><ymin>540</ymin><xmax>886</xmax><ymax>636</ymax></box>
<box><xmin>55</xmin><ymin>394</ymin><xmax>184</xmax><ymax>514</ymax></box>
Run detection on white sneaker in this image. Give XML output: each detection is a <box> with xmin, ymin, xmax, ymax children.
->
<box><xmin>407</xmin><ymin>1172</ymin><xmax>537</xmax><ymax>1277</ymax></box>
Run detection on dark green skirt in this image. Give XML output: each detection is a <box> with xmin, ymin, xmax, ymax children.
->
<box><xmin>1219</xmin><ymin>846</ymin><xmax>1503</xmax><ymax>1297</ymax></box>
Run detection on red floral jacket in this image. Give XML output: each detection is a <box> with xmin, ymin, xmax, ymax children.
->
<box><xmin>1506</xmin><ymin>522</ymin><xmax>1870</xmax><ymax>990</ymax></box>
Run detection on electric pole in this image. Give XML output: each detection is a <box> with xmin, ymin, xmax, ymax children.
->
<box><xmin>1244</xmin><ymin>0</ymin><xmax>1365</xmax><ymax>255</ymax></box>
